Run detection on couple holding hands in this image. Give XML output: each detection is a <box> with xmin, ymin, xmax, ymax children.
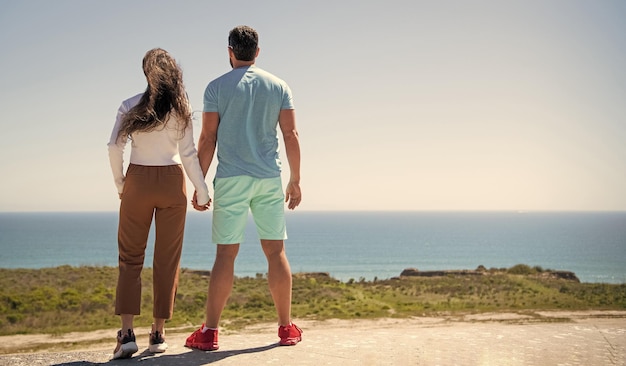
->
<box><xmin>107</xmin><ymin>25</ymin><xmax>302</xmax><ymax>359</ymax></box>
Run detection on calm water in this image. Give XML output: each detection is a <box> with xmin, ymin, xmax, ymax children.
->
<box><xmin>0</xmin><ymin>211</ymin><xmax>624</xmax><ymax>283</ymax></box>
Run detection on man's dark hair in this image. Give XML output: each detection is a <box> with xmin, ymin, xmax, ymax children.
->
<box><xmin>228</xmin><ymin>25</ymin><xmax>258</xmax><ymax>61</ymax></box>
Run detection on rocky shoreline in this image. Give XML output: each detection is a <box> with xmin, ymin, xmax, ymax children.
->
<box><xmin>192</xmin><ymin>265</ymin><xmax>582</xmax><ymax>282</ymax></box>
<box><xmin>399</xmin><ymin>265</ymin><xmax>581</xmax><ymax>282</ymax></box>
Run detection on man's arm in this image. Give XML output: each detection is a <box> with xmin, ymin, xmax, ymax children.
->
<box><xmin>198</xmin><ymin>112</ymin><xmax>219</xmax><ymax>176</ymax></box>
<box><xmin>278</xmin><ymin>109</ymin><xmax>301</xmax><ymax>210</ymax></box>
<box><xmin>193</xmin><ymin>111</ymin><xmax>219</xmax><ymax>211</ymax></box>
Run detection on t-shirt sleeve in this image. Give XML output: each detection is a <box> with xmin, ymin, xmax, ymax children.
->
<box><xmin>281</xmin><ymin>83</ymin><xmax>294</xmax><ymax>110</ymax></box>
<box><xmin>203</xmin><ymin>82</ymin><xmax>219</xmax><ymax>113</ymax></box>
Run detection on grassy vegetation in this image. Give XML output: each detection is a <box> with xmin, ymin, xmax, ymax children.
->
<box><xmin>1</xmin><ymin>265</ymin><xmax>625</xmax><ymax>336</ymax></box>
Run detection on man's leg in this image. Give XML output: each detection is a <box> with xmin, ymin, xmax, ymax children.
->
<box><xmin>205</xmin><ymin>244</ymin><xmax>240</xmax><ymax>328</ymax></box>
<box><xmin>261</xmin><ymin>239</ymin><xmax>292</xmax><ymax>326</ymax></box>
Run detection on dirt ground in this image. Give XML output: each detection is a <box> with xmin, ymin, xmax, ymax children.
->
<box><xmin>1</xmin><ymin>311</ymin><xmax>624</xmax><ymax>366</ymax></box>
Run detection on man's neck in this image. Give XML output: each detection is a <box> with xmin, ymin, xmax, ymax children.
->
<box><xmin>232</xmin><ymin>60</ymin><xmax>255</xmax><ymax>69</ymax></box>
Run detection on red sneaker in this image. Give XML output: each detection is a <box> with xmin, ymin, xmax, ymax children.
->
<box><xmin>278</xmin><ymin>323</ymin><xmax>302</xmax><ymax>346</ymax></box>
<box><xmin>185</xmin><ymin>324</ymin><xmax>219</xmax><ymax>351</ymax></box>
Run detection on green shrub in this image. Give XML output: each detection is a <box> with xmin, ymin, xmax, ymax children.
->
<box><xmin>0</xmin><ymin>265</ymin><xmax>625</xmax><ymax>337</ymax></box>
<box><xmin>507</xmin><ymin>264</ymin><xmax>534</xmax><ymax>275</ymax></box>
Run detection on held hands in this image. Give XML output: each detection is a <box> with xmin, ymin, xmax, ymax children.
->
<box><xmin>191</xmin><ymin>191</ymin><xmax>212</xmax><ymax>211</ymax></box>
<box><xmin>190</xmin><ymin>184</ymin><xmax>298</xmax><ymax>211</ymax></box>
<box><xmin>285</xmin><ymin>181</ymin><xmax>301</xmax><ymax>210</ymax></box>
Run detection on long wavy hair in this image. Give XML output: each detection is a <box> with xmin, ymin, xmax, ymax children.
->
<box><xmin>116</xmin><ymin>48</ymin><xmax>192</xmax><ymax>142</ymax></box>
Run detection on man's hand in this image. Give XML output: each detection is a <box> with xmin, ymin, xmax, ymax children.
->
<box><xmin>285</xmin><ymin>181</ymin><xmax>301</xmax><ymax>210</ymax></box>
<box><xmin>192</xmin><ymin>191</ymin><xmax>212</xmax><ymax>211</ymax></box>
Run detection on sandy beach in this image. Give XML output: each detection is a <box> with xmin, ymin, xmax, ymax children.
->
<box><xmin>1</xmin><ymin>311</ymin><xmax>624</xmax><ymax>366</ymax></box>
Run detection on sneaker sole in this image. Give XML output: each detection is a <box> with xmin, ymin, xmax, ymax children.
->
<box><xmin>279</xmin><ymin>337</ymin><xmax>302</xmax><ymax>346</ymax></box>
<box><xmin>113</xmin><ymin>341</ymin><xmax>138</xmax><ymax>359</ymax></box>
<box><xmin>185</xmin><ymin>342</ymin><xmax>219</xmax><ymax>351</ymax></box>
<box><xmin>149</xmin><ymin>342</ymin><xmax>168</xmax><ymax>353</ymax></box>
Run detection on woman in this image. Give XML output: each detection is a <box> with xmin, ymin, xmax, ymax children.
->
<box><xmin>107</xmin><ymin>48</ymin><xmax>210</xmax><ymax>359</ymax></box>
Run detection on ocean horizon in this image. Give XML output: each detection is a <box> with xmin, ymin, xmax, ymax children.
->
<box><xmin>1</xmin><ymin>211</ymin><xmax>625</xmax><ymax>283</ymax></box>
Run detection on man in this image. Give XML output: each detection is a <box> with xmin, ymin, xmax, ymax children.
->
<box><xmin>185</xmin><ymin>25</ymin><xmax>302</xmax><ymax>350</ymax></box>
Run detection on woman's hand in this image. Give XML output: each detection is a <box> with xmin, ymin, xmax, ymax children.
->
<box><xmin>192</xmin><ymin>191</ymin><xmax>211</xmax><ymax>211</ymax></box>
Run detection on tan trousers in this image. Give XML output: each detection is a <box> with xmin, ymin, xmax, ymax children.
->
<box><xmin>115</xmin><ymin>164</ymin><xmax>187</xmax><ymax>319</ymax></box>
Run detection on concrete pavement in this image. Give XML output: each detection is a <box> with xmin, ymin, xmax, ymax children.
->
<box><xmin>1</xmin><ymin>311</ymin><xmax>624</xmax><ymax>365</ymax></box>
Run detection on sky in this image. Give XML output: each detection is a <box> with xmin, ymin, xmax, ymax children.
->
<box><xmin>0</xmin><ymin>0</ymin><xmax>625</xmax><ymax>212</ymax></box>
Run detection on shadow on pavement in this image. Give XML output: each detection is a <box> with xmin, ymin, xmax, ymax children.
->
<box><xmin>51</xmin><ymin>343</ymin><xmax>280</xmax><ymax>366</ymax></box>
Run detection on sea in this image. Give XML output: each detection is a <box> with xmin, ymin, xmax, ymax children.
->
<box><xmin>0</xmin><ymin>211</ymin><xmax>625</xmax><ymax>284</ymax></box>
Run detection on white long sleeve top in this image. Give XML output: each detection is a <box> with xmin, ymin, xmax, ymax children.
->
<box><xmin>107</xmin><ymin>93</ymin><xmax>210</xmax><ymax>205</ymax></box>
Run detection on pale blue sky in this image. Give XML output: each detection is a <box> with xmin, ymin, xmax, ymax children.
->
<box><xmin>1</xmin><ymin>0</ymin><xmax>625</xmax><ymax>212</ymax></box>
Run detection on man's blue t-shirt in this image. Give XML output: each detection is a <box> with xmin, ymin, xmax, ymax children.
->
<box><xmin>204</xmin><ymin>65</ymin><xmax>294</xmax><ymax>179</ymax></box>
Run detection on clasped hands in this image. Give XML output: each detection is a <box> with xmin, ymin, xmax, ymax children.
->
<box><xmin>191</xmin><ymin>191</ymin><xmax>211</xmax><ymax>211</ymax></box>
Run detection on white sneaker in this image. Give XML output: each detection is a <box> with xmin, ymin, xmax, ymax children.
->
<box><xmin>149</xmin><ymin>330</ymin><xmax>168</xmax><ymax>353</ymax></box>
<box><xmin>112</xmin><ymin>329</ymin><xmax>138</xmax><ymax>359</ymax></box>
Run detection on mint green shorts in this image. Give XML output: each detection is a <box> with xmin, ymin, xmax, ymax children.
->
<box><xmin>212</xmin><ymin>176</ymin><xmax>287</xmax><ymax>244</ymax></box>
